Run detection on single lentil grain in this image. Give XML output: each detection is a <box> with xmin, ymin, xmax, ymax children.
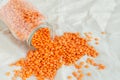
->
<box><xmin>67</xmin><ymin>76</ymin><xmax>72</xmax><ymax>79</ymax></box>
<box><xmin>95</xmin><ymin>38</ymin><xmax>99</xmax><ymax>41</ymax></box>
<box><xmin>72</xmin><ymin>72</ymin><xmax>78</xmax><ymax>78</ymax></box>
<box><xmin>95</xmin><ymin>42</ymin><xmax>99</xmax><ymax>45</ymax></box>
<box><xmin>101</xmin><ymin>32</ymin><xmax>106</xmax><ymax>35</ymax></box>
<box><xmin>98</xmin><ymin>64</ymin><xmax>106</xmax><ymax>70</ymax></box>
<box><xmin>86</xmin><ymin>72</ymin><xmax>91</xmax><ymax>76</ymax></box>
<box><xmin>84</xmin><ymin>65</ymin><xmax>89</xmax><ymax>68</ymax></box>
<box><xmin>77</xmin><ymin>70</ymin><xmax>82</xmax><ymax>73</ymax></box>
<box><xmin>5</xmin><ymin>72</ymin><xmax>10</xmax><ymax>76</ymax></box>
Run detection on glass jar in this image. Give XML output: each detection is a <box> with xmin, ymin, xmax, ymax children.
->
<box><xmin>0</xmin><ymin>0</ymin><xmax>53</xmax><ymax>46</ymax></box>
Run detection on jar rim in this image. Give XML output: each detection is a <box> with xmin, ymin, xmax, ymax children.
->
<box><xmin>27</xmin><ymin>23</ymin><xmax>54</xmax><ymax>47</ymax></box>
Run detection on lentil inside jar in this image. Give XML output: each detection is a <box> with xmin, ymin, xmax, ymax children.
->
<box><xmin>0</xmin><ymin>0</ymin><xmax>45</xmax><ymax>43</ymax></box>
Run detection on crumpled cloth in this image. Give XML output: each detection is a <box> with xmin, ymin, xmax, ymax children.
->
<box><xmin>0</xmin><ymin>0</ymin><xmax>120</xmax><ymax>80</ymax></box>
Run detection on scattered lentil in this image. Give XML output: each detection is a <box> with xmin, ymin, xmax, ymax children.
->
<box><xmin>5</xmin><ymin>72</ymin><xmax>10</xmax><ymax>76</ymax></box>
<box><xmin>74</xmin><ymin>63</ymin><xmax>81</xmax><ymax>69</ymax></box>
<box><xmin>95</xmin><ymin>38</ymin><xmax>99</xmax><ymax>41</ymax></box>
<box><xmin>79</xmin><ymin>62</ymin><xmax>84</xmax><ymax>65</ymax></box>
<box><xmin>72</xmin><ymin>71</ymin><xmax>78</xmax><ymax>78</ymax></box>
<box><xmin>86</xmin><ymin>72</ymin><xmax>91</xmax><ymax>76</ymax></box>
<box><xmin>101</xmin><ymin>32</ymin><xmax>106</xmax><ymax>35</ymax></box>
<box><xmin>86</xmin><ymin>58</ymin><xmax>95</xmax><ymax>65</ymax></box>
<box><xmin>88</xmin><ymin>32</ymin><xmax>92</xmax><ymax>35</ymax></box>
<box><xmin>84</xmin><ymin>65</ymin><xmax>89</xmax><ymax>68</ymax></box>
<box><xmin>77</xmin><ymin>73</ymin><xmax>84</xmax><ymax>80</ymax></box>
<box><xmin>95</xmin><ymin>42</ymin><xmax>99</xmax><ymax>45</ymax></box>
<box><xmin>9</xmin><ymin>28</ymin><xmax>106</xmax><ymax>80</ymax></box>
<box><xmin>67</xmin><ymin>76</ymin><xmax>72</xmax><ymax>79</ymax></box>
<box><xmin>77</xmin><ymin>70</ymin><xmax>82</xmax><ymax>73</ymax></box>
<box><xmin>98</xmin><ymin>64</ymin><xmax>106</xmax><ymax>70</ymax></box>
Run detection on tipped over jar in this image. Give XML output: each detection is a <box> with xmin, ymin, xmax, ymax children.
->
<box><xmin>0</xmin><ymin>0</ymin><xmax>53</xmax><ymax>46</ymax></box>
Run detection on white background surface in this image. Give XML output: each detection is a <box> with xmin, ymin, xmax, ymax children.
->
<box><xmin>0</xmin><ymin>0</ymin><xmax>120</xmax><ymax>80</ymax></box>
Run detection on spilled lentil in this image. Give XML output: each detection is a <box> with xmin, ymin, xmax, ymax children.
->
<box><xmin>0</xmin><ymin>0</ymin><xmax>105</xmax><ymax>79</ymax></box>
<box><xmin>9</xmin><ymin>28</ymin><xmax>105</xmax><ymax>80</ymax></box>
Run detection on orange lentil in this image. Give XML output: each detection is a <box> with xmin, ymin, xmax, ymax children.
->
<box><xmin>86</xmin><ymin>72</ymin><xmax>91</xmax><ymax>76</ymax></box>
<box><xmin>0</xmin><ymin>0</ymin><xmax>44</xmax><ymax>41</ymax></box>
<box><xmin>84</xmin><ymin>32</ymin><xmax>93</xmax><ymax>42</ymax></box>
<box><xmin>5</xmin><ymin>72</ymin><xmax>10</xmax><ymax>76</ymax></box>
<box><xmin>72</xmin><ymin>72</ymin><xmax>78</xmax><ymax>78</ymax></box>
<box><xmin>0</xmin><ymin>0</ymin><xmax>105</xmax><ymax>80</ymax></box>
<box><xmin>88</xmin><ymin>32</ymin><xmax>92</xmax><ymax>35</ymax></box>
<box><xmin>9</xmin><ymin>28</ymin><xmax>104</xmax><ymax>80</ymax></box>
<box><xmin>67</xmin><ymin>76</ymin><xmax>72</xmax><ymax>79</ymax></box>
<box><xmin>74</xmin><ymin>63</ymin><xmax>81</xmax><ymax>69</ymax></box>
<box><xmin>78</xmin><ymin>70</ymin><xmax>82</xmax><ymax>73</ymax></box>
<box><xmin>75</xmin><ymin>62</ymin><xmax>84</xmax><ymax>69</ymax></box>
<box><xmin>98</xmin><ymin>64</ymin><xmax>106</xmax><ymax>70</ymax></box>
<box><xmin>101</xmin><ymin>32</ymin><xmax>106</xmax><ymax>35</ymax></box>
<box><xmin>79</xmin><ymin>62</ymin><xmax>84</xmax><ymax>65</ymax></box>
<box><xmin>95</xmin><ymin>38</ymin><xmax>99</xmax><ymax>41</ymax></box>
<box><xmin>12</xmin><ymin>76</ymin><xmax>16</xmax><ymax>80</ymax></box>
<box><xmin>95</xmin><ymin>42</ymin><xmax>99</xmax><ymax>45</ymax></box>
<box><xmin>93</xmin><ymin>63</ymin><xmax>98</xmax><ymax>66</ymax></box>
<box><xmin>77</xmin><ymin>73</ymin><xmax>84</xmax><ymax>80</ymax></box>
<box><xmin>86</xmin><ymin>58</ymin><xmax>95</xmax><ymax>65</ymax></box>
<box><xmin>84</xmin><ymin>65</ymin><xmax>89</xmax><ymax>68</ymax></box>
<box><xmin>78</xmin><ymin>65</ymin><xmax>83</xmax><ymax>69</ymax></box>
<box><xmin>79</xmin><ymin>73</ymin><xmax>84</xmax><ymax>77</ymax></box>
<box><xmin>74</xmin><ymin>62</ymin><xmax>85</xmax><ymax>69</ymax></box>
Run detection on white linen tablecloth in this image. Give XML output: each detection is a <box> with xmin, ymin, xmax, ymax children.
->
<box><xmin>0</xmin><ymin>0</ymin><xmax>120</xmax><ymax>80</ymax></box>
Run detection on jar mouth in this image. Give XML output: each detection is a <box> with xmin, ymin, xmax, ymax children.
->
<box><xmin>27</xmin><ymin>23</ymin><xmax>54</xmax><ymax>47</ymax></box>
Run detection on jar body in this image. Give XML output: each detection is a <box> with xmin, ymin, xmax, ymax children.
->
<box><xmin>0</xmin><ymin>0</ymin><xmax>44</xmax><ymax>42</ymax></box>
